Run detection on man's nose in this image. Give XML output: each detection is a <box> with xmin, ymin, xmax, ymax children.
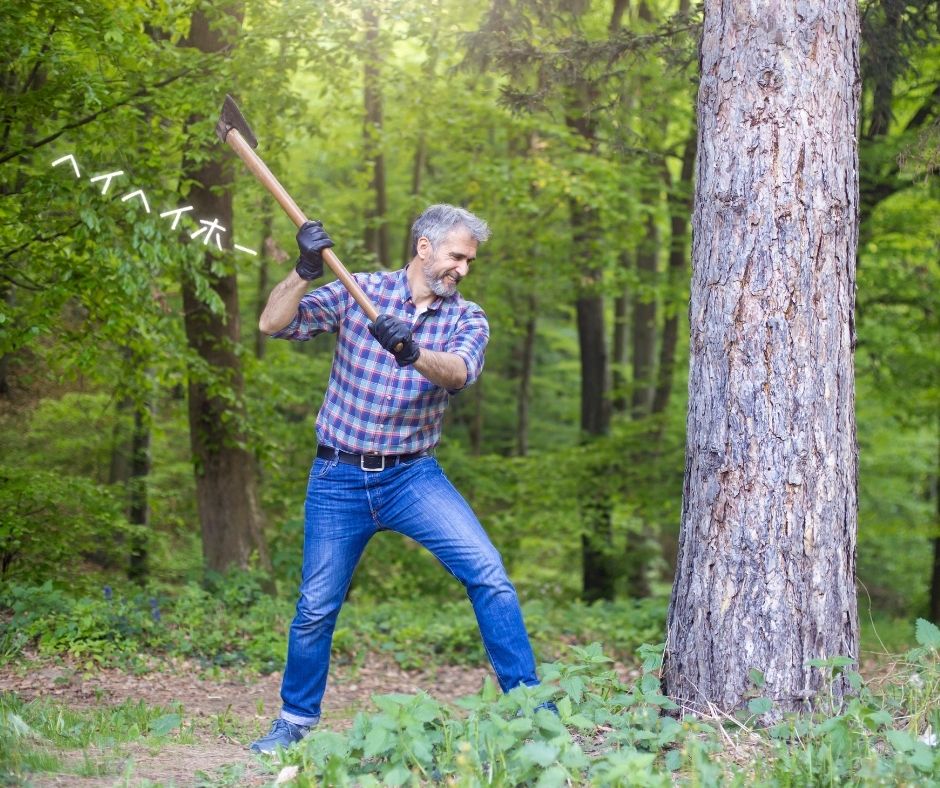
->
<box><xmin>455</xmin><ymin>260</ymin><xmax>469</xmax><ymax>277</ymax></box>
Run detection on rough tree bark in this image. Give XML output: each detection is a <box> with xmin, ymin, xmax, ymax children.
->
<box><xmin>664</xmin><ymin>0</ymin><xmax>861</xmax><ymax>715</ymax></box>
<box><xmin>180</xmin><ymin>6</ymin><xmax>271</xmax><ymax>575</ymax></box>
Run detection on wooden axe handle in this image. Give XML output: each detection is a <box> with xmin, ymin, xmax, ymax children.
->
<box><xmin>225</xmin><ymin>128</ymin><xmax>380</xmax><ymax>322</ymax></box>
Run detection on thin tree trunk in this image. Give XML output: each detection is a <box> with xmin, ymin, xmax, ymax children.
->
<box><xmin>930</xmin><ymin>418</ymin><xmax>940</xmax><ymax>623</ymax></box>
<box><xmin>611</xmin><ymin>255</ymin><xmax>631</xmax><ymax>415</ymax></box>
<box><xmin>255</xmin><ymin>213</ymin><xmax>273</xmax><ymax>360</ymax></box>
<box><xmin>631</xmin><ymin>211</ymin><xmax>658</xmax><ymax>418</ymax></box>
<box><xmin>577</xmin><ymin>286</ymin><xmax>615</xmax><ymax>602</ymax></box>
<box><xmin>651</xmin><ymin>132</ymin><xmax>696</xmax><ymax>417</ymax></box>
<box><xmin>516</xmin><ymin>295</ymin><xmax>537</xmax><ymax>457</ymax></box>
<box><xmin>664</xmin><ymin>0</ymin><xmax>861</xmax><ymax>716</ymax></box>
<box><xmin>402</xmin><ymin>132</ymin><xmax>427</xmax><ymax>265</ymax></box>
<box><xmin>127</xmin><ymin>403</ymin><xmax>151</xmax><ymax>583</ymax></box>
<box><xmin>180</xmin><ymin>5</ymin><xmax>271</xmax><ymax>576</ymax></box>
<box><xmin>468</xmin><ymin>378</ymin><xmax>484</xmax><ymax>457</ymax></box>
<box><xmin>363</xmin><ymin>6</ymin><xmax>389</xmax><ymax>266</ymax></box>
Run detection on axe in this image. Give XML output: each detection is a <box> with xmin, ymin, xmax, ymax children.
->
<box><xmin>215</xmin><ymin>94</ymin><xmax>380</xmax><ymax>322</ymax></box>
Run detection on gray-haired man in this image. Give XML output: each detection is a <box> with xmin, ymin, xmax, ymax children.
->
<box><xmin>250</xmin><ymin>205</ymin><xmax>544</xmax><ymax>753</ymax></box>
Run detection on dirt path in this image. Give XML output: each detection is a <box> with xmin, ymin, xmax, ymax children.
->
<box><xmin>1</xmin><ymin>654</ymin><xmax>492</xmax><ymax>786</ymax></box>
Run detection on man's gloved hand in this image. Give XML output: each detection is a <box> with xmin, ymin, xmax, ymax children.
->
<box><xmin>295</xmin><ymin>220</ymin><xmax>334</xmax><ymax>281</ymax></box>
<box><xmin>368</xmin><ymin>314</ymin><xmax>421</xmax><ymax>367</ymax></box>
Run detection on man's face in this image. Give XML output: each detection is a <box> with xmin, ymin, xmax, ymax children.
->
<box><xmin>419</xmin><ymin>227</ymin><xmax>478</xmax><ymax>298</ymax></box>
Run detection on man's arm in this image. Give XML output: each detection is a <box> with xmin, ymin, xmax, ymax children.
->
<box><xmin>258</xmin><ymin>270</ymin><xmax>309</xmax><ymax>335</ymax></box>
<box><xmin>260</xmin><ymin>220</ymin><xmax>334</xmax><ymax>335</ymax></box>
<box><xmin>413</xmin><ymin>348</ymin><xmax>467</xmax><ymax>390</ymax></box>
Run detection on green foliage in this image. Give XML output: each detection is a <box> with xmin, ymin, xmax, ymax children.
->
<box><xmin>0</xmin><ymin>572</ymin><xmax>290</xmax><ymax>672</ymax></box>
<box><xmin>0</xmin><ymin>575</ymin><xmax>666</xmax><ymax>674</ymax></box>
<box><xmin>268</xmin><ymin>625</ymin><xmax>940</xmax><ymax>786</ymax></box>
<box><xmin>0</xmin><ymin>464</ymin><xmax>129</xmax><ymax>583</ymax></box>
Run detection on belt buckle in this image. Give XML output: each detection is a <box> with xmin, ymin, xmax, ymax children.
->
<box><xmin>361</xmin><ymin>452</ymin><xmax>385</xmax><ymax>472</ymax></box>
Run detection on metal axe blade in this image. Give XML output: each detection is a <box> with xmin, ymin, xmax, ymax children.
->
<box><xmin>215</xmin><ymin>94</ymin><xmax>258</xmax><ymax>148</ymax></box>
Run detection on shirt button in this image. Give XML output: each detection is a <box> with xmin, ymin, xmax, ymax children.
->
<box><xmin>386</xmin><ymin>396</ymin><xmax>392</xmax><ymax>401</ymax></box>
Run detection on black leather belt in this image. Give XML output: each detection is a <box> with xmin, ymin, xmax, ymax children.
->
<box><xmin>316</xmin><ymin>445</ymin><xmax>427</xmax><ymax>472</ymax></box>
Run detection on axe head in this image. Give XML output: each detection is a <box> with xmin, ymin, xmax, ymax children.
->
<box><xmin>215</xmin><ymin>94</ymin><xmax>258</xmax><ymax>148</ymax></box>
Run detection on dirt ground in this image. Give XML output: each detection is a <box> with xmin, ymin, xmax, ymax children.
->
<box><xmin>1</xmin><ymin>654</ymin><xmax>492</xmax><ymax>786</ymax></box>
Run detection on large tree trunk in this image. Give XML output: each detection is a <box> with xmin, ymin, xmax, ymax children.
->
<box><xmin>664</xmin><ymin>0</ymin><xmax>861</xmax><ymax>716</ymax></box>
<box><xmin>181</xmin><ymin>6</ymin><xmax>271</xmax><ymax>575</ymax></box>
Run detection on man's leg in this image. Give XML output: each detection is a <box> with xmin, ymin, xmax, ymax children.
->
<box><xmin>371</xmin><ymin>457</ymin><xmax>538</xmax><ymax>692</ymax></box>
<box><xmin>279</xmin><ymin>458</ymin><xmax>376</xmax><ymax>724</ymax></box>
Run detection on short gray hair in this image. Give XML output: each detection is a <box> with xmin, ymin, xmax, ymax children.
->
<box><xmin>410</xmin><ymin>204</ymin><xmax>490</xmax><ymax>256</ymax></box>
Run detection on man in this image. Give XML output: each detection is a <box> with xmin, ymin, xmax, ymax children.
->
<box><xmin>250</xmin><ymin>204</ymin><xmax>544</xmax><ymax>754</ymax></box>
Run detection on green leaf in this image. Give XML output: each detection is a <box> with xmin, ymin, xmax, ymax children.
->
<box><xmin>149</xmin><ymin>713</ymin><xmax>181</xmax><ymax>737</ymax></box>
<box><xmin>748</xmin><ymin>668</ymin><xmax>765</xmax><ymax>688</ymax></box>
<box><xmin>363</xmin><ymin>726</ymin><xmax>391</xmax><ymax>757</ymax></box>
<box><xmin>807</xmin><ymin>656</ymin><xmax>855</xmax><ymax>668</ymax></box>
<box><xmin>886</xmin><ymin>728</ymin><xmax>916</xmax><ymax>753</ymax></box>
<box><xmin>915</xmin><ymin>618</ymin><xmax>940</xmax><ymax>649</ymax></box>
<box><xmin>517</xmin><ymin>741</ymin><xmax>559</xmax><ymax>768</ymax></box>
<box><xmin>665</xmin><ymin>748</ymin><xmax>682</xmax><ymax>771</ymax></box>
<box><xmin>560</xmin><ymin>675</ymin><xmax>585</xmax><ymax>703</ymax></box>
<box><xmin>908</xmin><ymin>743</ymin><xmax>936</xmax><ymax>772</ymax></box>
<box><xmin>382</xmin><ymin>765</ymin><xmax>411</xmax><ymax>786</ymax></box>
<box><xmin>535</xmin><ymin>765</ymin><xmax>569</xmax><ymax>788</ymax></box>
<box><xmin>747</xmin><ymin>697</ymin><xmax>773</xmax><ymax>715</ymax></box>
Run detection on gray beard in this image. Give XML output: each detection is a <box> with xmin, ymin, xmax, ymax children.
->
<box><xmin>424</xmin><ymin>260</ymin><xmax>459</xmax><ymax>297</ymax></box>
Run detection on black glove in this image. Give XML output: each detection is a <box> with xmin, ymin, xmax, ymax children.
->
<box><xmin>295</xmin><ymin>220</ymin><xmax>334</xmax><ymax>281</ymax></box>
<box><xmin>368</xmin><ymin>314</ymin><xmax>421</xmax><ymax>367</ymax></box>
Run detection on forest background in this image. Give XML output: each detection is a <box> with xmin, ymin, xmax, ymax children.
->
<box><xmin>1</xmin><ymin>1</ymin><xmax>939</xmax><ymax>779</ymax></box>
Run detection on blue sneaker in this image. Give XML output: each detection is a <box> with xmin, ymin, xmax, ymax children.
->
<box><xmin>249</xmin><ymin>718</ymin><xmax>312</xmax><ymax>754</ymax></box>
<box><xmin>535</xmin><ymin>701</ymin><xmax>560</xmax><ymax>716</ymax></box>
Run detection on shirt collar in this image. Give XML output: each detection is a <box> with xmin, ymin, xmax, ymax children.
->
<box><xmin>399</xmin><ymin>264</ymin><xmax>445</xmax><ymax>312</ymax></box>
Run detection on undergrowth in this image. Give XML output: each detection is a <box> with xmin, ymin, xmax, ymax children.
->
<box><xmin>1</xmin><ymin>578</ymin><xmax>938</xmax><ymax>785</ymax></box>
<box><xmin>0</xmin><ymin>575</ymin><xmax>666</xmax><ymax>674</ymax></box>
<box><xmin>272</xmin><ymin>629</ymin><xmax>940</xmax><ymax>786</ymax></box>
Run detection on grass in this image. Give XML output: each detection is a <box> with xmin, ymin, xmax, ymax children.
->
<box><xmin>0</xmin><ymin>693</ymin><xmax>194</xmax><ymax>784</ymax></box>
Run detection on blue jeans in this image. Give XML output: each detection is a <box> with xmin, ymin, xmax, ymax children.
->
<box><xmin>279</xmin><ymin>454</ymin><xmax>539</xmax><ymax>725</ymax></box>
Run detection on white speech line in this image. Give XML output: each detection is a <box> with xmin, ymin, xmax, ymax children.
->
<box><xmin>90</xmin><ymin>170</ymin><xmax>124</xmax><ymax>195</ymax></box>
<box><xmin>51</xmin><ymin>154</ymin><xmax>81</xmax><ymax>178</ymax></box>
<box><xmin>159</xmin><ymin>205</ymin><xmax>194</xmax><ymax>230</ymax></box>
<box><xmin>191</xmin><ymin>219</ymin><xmax>226</xmax><ymax>246</ymax></box>
<box><xmin>234</xmin><ymin>244</ymin><xmax>257</xmax><ymax>255</ymax></box>
<box><xmin>121</xmin><ymin>189</ymin><xmax>151</xmax><ymax>213</ymax></box>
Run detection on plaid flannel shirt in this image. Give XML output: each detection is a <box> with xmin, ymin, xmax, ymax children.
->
<box><xmin>272</xmin><ymin>267</ymin><xmax>489</xmax><ymax>454</ymax></box>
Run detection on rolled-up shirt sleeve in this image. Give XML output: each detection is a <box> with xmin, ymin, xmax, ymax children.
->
<box><xmin>271</xmin><ymin>279</ymin><xmax>348</xmax><ymax>341</ymax></box>
<box><xmin>446</xmin><ymin>304</ymin><xmax>489</xmax><ymax>390</ymax></box>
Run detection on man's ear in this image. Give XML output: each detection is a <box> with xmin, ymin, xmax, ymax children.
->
<box><xmin>416</xmin><ymin>236</ymin><xmax>432</xmax><ymax>260</ymax></box>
